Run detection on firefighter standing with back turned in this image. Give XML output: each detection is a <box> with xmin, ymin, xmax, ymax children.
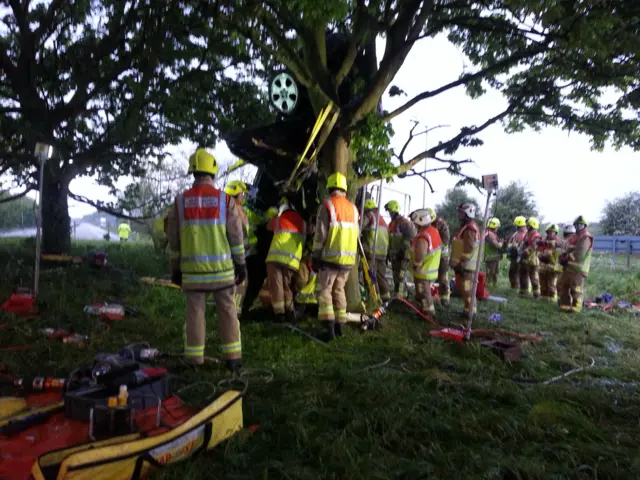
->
<box><xmin>427</xmin><ymin>207</ymin><xmax>451</xmax><ymax>306</ymax></box>
<box><xmin>385</xmin><ymin>200</ymin><xmax>416</xmax><ymax>297</ymax></box>
<box><xmin>507</xmin><ymin>216</ymin><xmax>527</xmax><ymax>289</ymax></box>
<box><xmin>484</xmin><ymin>217</ymin><xmax>503</xmax><ymax>286</ymax></box>
<box><xmin>225</xmin><ymin>180</ymin><xmax>249</xmax><ymax>317</ymax></box>
<box><xmin>312</xmin><ymin>173</ymin><xmax>359</xmax><ymax>341</ymax></box>
<box><xmin>450</xmin><ymin>203</ymin><xmax>480</xmax><ymax>316</ymax></box>
<box><xmin>538</xmin><ymin>224</ymin><xmax>563</xmax><ymax>302</ymax></box>
<box><xmin>266</xmin><ymin>197</ymin><xmax>306</xmax><ymax>323</ymax></box>
<box><xmin>519</xmin><ymin>217</ymin><xmax>542</xmax><ymax>298</ymax></box>
<box><xmin>558</xmin><ymin>216</ymin><xmax>593</xmax><ymax>313</ymax></box>
<box><xmin>362</xmin><ymin>200</ymin><xmax>391</xmax><ymax>301</ymax></box>
<box><xmin>166</xmin><ymin>148</ymin><xmax>246</xmax><ymax>372</ymax></box>
<box><xmin>409</xmin><ymin>209</ymin><xmax>442</xmax><ymax>317</ymax></box>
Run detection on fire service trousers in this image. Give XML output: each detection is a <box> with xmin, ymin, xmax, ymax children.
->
<box><xmin>519</xmin><ymin>263</ymin><xmax>540</xmax><ymax>298</ymax></box>
<box><xmin>415</xmin><ymin>279</ymin><xmax>435</xmax><ymax>316</ymax></box>
<box><xmin>235</xmin><ymin>279</ymin><xmax>247</xmax><ymax>316</ymax></box>
<box><xmin>485</xmin><ymin>260</ymin><xmax>500</xmax><ymax>286</ymax></box>
<box><xmin>185</xmin><ymin>287</ymin><xmax>241</xmax><ymax>365</ymax></box>
<box><xmin>266</xmin><ymin>262</ymin><xmax>295</xmax><ymax>315</ymax></box>
<box><xmin>558</xmin><ymin>270</ymin><xmax>585</xmax><ymax>313</ymax></box>
<box><xmin>539</xmin><ymin>269</ymin><xmax>560</xmax><ymax>302</ymax></box>
<box><xmin>455</xmin><ymin>271</ymin><xmax>476</xmax><ymax>315</ymax></box>
<box><xmin>508</xmin><ymin>260</ymin><xmax>520</xmax><ymax>289</ymax></box>
<box><xmin>391</xmin><ymin>257</ymin><xmax>409</xmax><ymax>296</ymax></box>
<box><xmin>438</xmin><ymin>256</ymin><xmax>450</xmax><ymax>303</ymax></box>
<box><xmin>317</xmin><ymin>267</ymin><xmax>350</xmax><ymax>324</ymax></box>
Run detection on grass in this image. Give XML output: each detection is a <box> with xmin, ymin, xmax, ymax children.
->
<box><xmin>2</xmin><ymin>239</ymin><xmax>640</xmax><ymax>479</ymax></box>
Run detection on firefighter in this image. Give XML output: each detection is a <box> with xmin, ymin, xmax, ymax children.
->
<box><xmin>427</xmin><ymin>207</ymin><xmax>451</xmax><ymax>306</ymax></box>
<box><xmin>562</xmin><ymin>223</ymin><xmax>576</xmax><ymax>241</ymax></box>
<box><xmin>409</xmin><ymin>209</ymin><xmax>441</xmax><ymax>317</ymax></box>
<box><xmin>507</xmin><ymin>216</ymin><xmax>527</xmax><ymax>289</ymax></box>
<box><xmin>385</xmin><ymin>200</ymin><xmax>416</xmax><ymax>296</ymax></box>
<box><xmin>312</xmin><ymin>172</ymin><xmax>359</xmax><ymax>341</ymax></box>
<box><xmin>558</xmin><ymin>216</ymin><xmax>593</xmax><ymax>313</ymax></box>
<box><xmin>519</xmin><ymin>217</ymin><xmax>542</xmax><ymax>298</ymax></box>
<box><xmin>150</xmin><ymin>209</ymin><xmax>170</xmax><ymax>253</ymax></box>
<box><xmin>538</xmin><ymin>224</ymin><xmax>563</xmax><ymax>302</ymax></box>
<box><xmin>362</xmin><ymin>200</ymin><xmax>390</xmax><ymax>301</ymax></box>
<box><xmin>166</xmin><ymin>148</ymin><xmax>245</xmax><ymax>371</ymax></box>
<box><xmin>484</xmin><ymin>217</ymin><xmax>503</xmax><ymax>286</ymax></box>
<box><xmin>266</xmin><ymin>197</ymin><xmax>306</xmax><ymax>323</ymax></box>
<box><xmin>118</xmin><ymin>221</ymin><xmax>131</xmax><ymax>242</ymax></box>
<box><xmin>294</xmin><ymin>242</ymin><xmax>318</xmax><ymax>315</ymax></box>
<box><xmin>225</xmin><ymin>180</ymin><xmax>250</xmax><ymax>316</ymax></box>
<box><xmin>450</xmin><ymin>203</ymin><xmax>480</xmax><ymax>316</ymax></box>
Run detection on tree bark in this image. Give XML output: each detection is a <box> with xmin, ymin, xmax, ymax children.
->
<box><xmin>41</xmin><ymin>168</ymin><xmax>72</xmax><ymax>254</ymax></box>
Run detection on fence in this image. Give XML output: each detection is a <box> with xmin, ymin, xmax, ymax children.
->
<box><xmin>593</xmin><ymin>236</ymin><xmax>640</xmax><ymax>269</ymax></box>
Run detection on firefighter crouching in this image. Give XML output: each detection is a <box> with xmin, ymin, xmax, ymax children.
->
<box><xmin>225</xmin><ymin>180</ymin><xmax>250</xmax><ymax>317</ymax></box>
<box><xmin>427</xmin><ymin>207</ymin><xmax>451</xmax><ymax>306</ymax></box>
<box><xmin>266</xmin><ymin>197</ymin><xmax>307</xmax><ymax>323</ymax></box>
<box><xmin>409</xmin><ymin>209</ymin><xmax>441</xmax><ymax>317</ymax></box>
<box><xmin>166</xmin><ymin>148</ymin><xmax>245</xmax><ymax>371</ymax></box>
<box><xmin>484</xmin><ymin>217</ymin><xmax>503</xmax><ymax>286</ymax></box>
<box><xmin>537</xmin><ymin>224</ymin><xmax>563</xmax><ymax>302</ymax></box>
<box><xmin>520</xmin><ymin>217</ymin><xmax>542</xmax><ymax>298</ymax></box>
<box><xmin>558</xmin><ymin>216</ymin><xmax>593</xmax><ymax>313</ymax></box>
<box><xmin>450</xmin><ymin>203</ymin><xmax>480</xmax><ymax>316</ymax></box>
<box><xmin>362</xmin><ymin>200</ymin><xmax>391</xmax><ymax>301</ymax></box>
<box><xmin>507</xmin><ymin>216</ymin><xmax>527</xmax><ymax>289</ymax></box>
<box><xmin>385</xmin><ymin>200</ymin><xmax>416</xmax><ymax>297</ymax></box>
<box><xmin>312</xmin><ymin>173</ymin><xmax>359</xmax><ymax>341</ymax></box>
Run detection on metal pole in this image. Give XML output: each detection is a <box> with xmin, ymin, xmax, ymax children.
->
<box><xmin>422</xmin><ymin>130</ymin><xmax>428</xmax><ymax>208</ymax></box>
<box><xmin>465</xmin><ymin>188</ymin><xmax>494</xmax><ymax>338</ymax></box>
<box><xmin>34</xmin><ymin>157</ymin><xmax>46</xmax><ymax>298</ymax></box>
<box><xmin>371</xmin><ymin>178</ymin><xmax>383</xmax><ymax>266</ymax></box>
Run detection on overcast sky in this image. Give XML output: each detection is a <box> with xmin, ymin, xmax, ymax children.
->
<box><xmin>65</xmin><ymin>33</ymin><xmax>638</xmax><ymax>225</ymax></box>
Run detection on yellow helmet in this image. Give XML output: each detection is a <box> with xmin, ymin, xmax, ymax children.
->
<box><xmin>188</xmin><ymin>148</ymin><xmax>218</xmax><ymax>175</ymax></box>
<box><xmin>527</xmin><ymin>217</ymin><xmax>539</xmax><ymax>229</ymax></box>
<box><xmin>546</xmin><ymin>223</ymin><xmax>559</xmax><ymax>233</ymax></box>
<box><xmin>487</xmin><ymin>217</ymin><xmax>500</xmax><ymax>229</ymax></box>
<box><xmin>384</xmin><ymin>200</ymin><xmax>400</xmax><ymax>214</ymax></box>
<box><xmin>573</xmin><ymin>215</ymin><xmax>588</xmax><ymax>227</ymax></box>
<box><xmin>513</xmin><ymin>216</ymin><xmax>526</xmax><ymax>227</ymax></box>
<box><xmin>426</xmin><ymin>207</ymin><xmax>436</xmax><ymax>221</ymax></box>
<box><xmin>224</xmin><ymin>180</ymin><xmax>248</xmax><ymax>197</ymax></box>
<box><xmin>364</xmin><ymin>200</ymin><xmax>377</xmax><ymax>210</ymax></box>
<box><xmin>326</xmin><ymin>172</ymin><xmax>347</xmax><ymax>191</ymax></box>
<box><xmin>265</xmin><ymin>207</ymin><xmax>278</xmax><ymax>221</ymax></box>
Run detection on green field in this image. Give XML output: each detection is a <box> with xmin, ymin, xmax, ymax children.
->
<box><xmin>2</xmin><ymin>239</ymin><xmax>640</xmax><ymax>479</ymax></box>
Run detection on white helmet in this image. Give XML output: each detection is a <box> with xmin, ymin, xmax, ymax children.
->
<box><xmin>457</xmin><ymin>202</ymin><xmax>475</xmax><ymax>219</ymax></box>
<box><xmin>409</xmin><ymin>208</ymin><xmax>433</xmax><ymax>227</ymax></box>
<box><xmin>563</xmin><ymin>224</ymin><xmax>576</xmax><ymax>234</ymax></box>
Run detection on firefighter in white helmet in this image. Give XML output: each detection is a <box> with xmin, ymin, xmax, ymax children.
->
<box><xmin>558</xmin><ymin>216</ymin><xmax>593</xmax><ymax>313</ymax></box>
<box><xmin>409</xmin><ymin>209</ymin><xmax>441</xmax><ymax>317</ymax></box>
<box><xmin>450</xmin><ymin>203</ymin><xmax>480</xmax><ymax>316</ymax></box>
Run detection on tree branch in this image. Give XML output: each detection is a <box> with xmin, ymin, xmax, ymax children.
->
<box><xmin>0</xmin><ymin>187</ymin><xmax>32</xmax><ymax>204</ymax></box>
<box><xmin>68</xmin><ymin>191</ymin><xmax>152</xmax><ymax>221</ymax></box>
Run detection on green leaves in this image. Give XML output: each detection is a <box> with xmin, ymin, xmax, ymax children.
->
<box><xmin>351</xmin><ymin>112</ymin><xmax>395</xmax><ymax>178</ymax></box>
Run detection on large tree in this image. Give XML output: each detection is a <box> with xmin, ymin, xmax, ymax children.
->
<box><xmin>600</xmin><ymin>192</ymin><xmax>640</xmax><ymax>236</ymax></box>
<box><xmin>492</xmin><ymin>181</ymin><xmax>540</xmax><ymax>239</ymax></box>
<box><xmin>0</xmin><ymin>0</ymin><xmax>270</xmax><ymax>253</ymax></box>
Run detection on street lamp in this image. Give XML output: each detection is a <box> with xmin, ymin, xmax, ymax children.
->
<box><xmin>33</xmin><ymin>142</ymin><xmax>53</xmax><ymax>297</ymax></box>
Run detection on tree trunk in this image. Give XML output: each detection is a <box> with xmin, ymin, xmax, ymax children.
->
<box><xmin>42</xmin><ymin>169</ymin><xmax>72</xmax><ymax>254</ymax></box>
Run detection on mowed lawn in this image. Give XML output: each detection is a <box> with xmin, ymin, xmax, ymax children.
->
<box><xmin>1</xmin><ymin>239</ymin><xmax>640</xmax><ymax>479</ymax></box>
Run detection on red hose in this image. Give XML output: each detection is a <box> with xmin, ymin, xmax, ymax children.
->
<box><xmin>395</xmin><ymin>297</ymin><xmax>543</xmax><ymax>342</ymax></box>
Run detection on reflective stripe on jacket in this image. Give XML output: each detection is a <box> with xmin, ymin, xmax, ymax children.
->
<box><xmin>266</xmin><ymin>209</ymin><xmax>306</xmax><ymax>270</ymax></box>
<box><xmin>317</xmin><ymin>196</ymin><xmax>359</xmax><ymax>266</ymax></box>
<box><xmin>566</xmin><ymin>231</ymin><xmax>593</xmax><ymax>275</ymax></box>
<box><xmin>451</xmin><ymin>222</ymin><xmax>480</xmax><ymax>271</ymax></box>
<box><xmin>411</xmin><ymin>225</ymin><xmax>442</xmax><ymax>281</ymax></box>
<box><xmin>362</xmin><ymin>210</ymin><xmax>389</xmax><ymax>257</ymax></box>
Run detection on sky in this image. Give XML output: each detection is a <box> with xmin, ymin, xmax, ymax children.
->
<box><xmin>62</xmin><ymin>33</ymin><xmax>638</xmax><ymax>225</ymax></box>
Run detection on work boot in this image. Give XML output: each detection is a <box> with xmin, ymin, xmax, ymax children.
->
<box><xmin>334</xmin><ymin>322</ymin><xmax>343</xmax><ymax>337</ymax></box>
<box><xmin>318</xmin><ymin>321</ymin><xmax>336</xmax><ymax>342</ymax></box>
<box><xmin>285</xmin><ymin>309</ymin><xmax>296</xmax><ymax>324</ymax></box>
<box><xmin>225</xmin><ymin>358</ymin><xmax>243</xmax><ymax>373</ymax></box>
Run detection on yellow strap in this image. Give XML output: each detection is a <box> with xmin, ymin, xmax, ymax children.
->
<box><xmin>358</xmin><ymin>239</ymin><xmax>380</xmax><ymax>306</ymax></box>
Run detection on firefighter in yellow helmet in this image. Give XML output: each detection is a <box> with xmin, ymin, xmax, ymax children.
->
<box><xmin>384</xmin><ymin>200</ymin><xmax>416</xmax><ymax>297</ymax></box>
<box><xmin>558</xmin><ymin>215</ymin><xmax>593</xmax><ymax>313</ymax></box>
<box><xmin>450</xmin><ymin>203</ymin><xmax>480</xmax><ymax>316</ymax></box>
<box><xmin>538</xmin><ymin>223</ymin><xmax>563</xmax><ymax>302</ymax></box>
<box><xmin>224</xmin><ymin>180</ymin><xmax>250</xmax><ymax>317</ymax></box>
<box><xmin>507</xmin><ymin>216</ymin><xmax>527</xmax><ymax>289</ymax></box>
<box><xmin>426</xmin><ymin>207</ymin><xmax>451</xmax><ymax>306</ymax></box>
<box><xmin>519</xmin><ymin>217</ymin><xmax>542</xmax><ymax>298</ymax></box>
<box><xmin>409</xmin><ymin>209</ymin><xmax>441</xmax><ymax>317</ymax></box>
<box><xmin>266</xmin><ymin>196</ymin><xmax>307</xmax><ymax>323</ymax></box>
<box><xmin>362</xmin><ymin>199</ymin><xmax>390</xmax><ymax>301</ymax></box>
<box><xmin>312</xmin><ymin>172</ymin><xmax>359</xmax><ymax>341</ymax></box>
<box><xmin>166</xmin><ymin>148</ymin><xmax>245</xmax><ymax>372</ymax></box>
<box><xmin>484</xmin><ymin>217</ymin><xmax>503</xmax><ymax>286</ymax></box>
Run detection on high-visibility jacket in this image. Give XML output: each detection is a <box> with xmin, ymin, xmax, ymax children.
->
<box><xmin>388</xmin><ymin>216</ymin><xmax>413</xmax><ymax>257</ymax></box>
<box><xmin>319</xmin><ymin>196</ymin><xmax>359</xmax><ymax>267</ymax></box>
<box><xmin>118</xmin><ymin>223</ymin><xmax>131</xmax><ymax>239</ymax></box>
<box><xmin>411</xmin><ymin>225</ymin><xmax>442</xmax><ymax>281</ymax></box>
<box><xmin>176</xmin><ymin>184</ymin><xmax>236</xmax><ymax>288</ymax></box>
<box><xmin>266</xmin><ymin>209</ymin><xmax>306</xmax><ymax>270</ymax></box>
<box><xmin>362</xmin><ymin>209</ymin><xmax>389</xmax><ymax>258</ymax></box>
<box><xmin>538</xmin><ymin>237</ymin><xmax>563</xmax><ymax>272</ymax></box>
<box><xmin>296</xmin><ymin>261</ymin><xmax>318</xmax><ymax>305</ymax></box>
<box><xmin>484</xmin><ymin>230</ymin><xmax>502</xmax><ymax>261</ymax></box>
<box><xmin>522</xmin><ymin>230</ymin><xmax>542</xmax><ymax>266</ymax></box>
<box><xmin>246</xmin><ymin>209</ymin><xmax>263</xmax><ymax>257</ymax></box>
<box><xmin>566</xmin><ymin>230</ymin><xmax>593</xmax><ymax>275</ymax></box>
<box><xmin>451</xmin><ymin>221</ymin><xmax>480</xmax><ymax>272</ymax></box>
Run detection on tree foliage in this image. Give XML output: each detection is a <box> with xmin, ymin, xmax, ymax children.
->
<box><xmin>434</xmin><ymin>187</ymin><xmax>481</xmax><ymax>231</ymax></box>
<box><xmin>600</xmin><ymin>192</ymin><xmax>640</xmax><ymax>236</ymax></box>
<box><xmin>0</xmin><ymin>192</ymin><xmax>36</xmax><ymax>229</ymax></box>
<box><xmin>493</xmin><ymin>181</ymin><xmax>540</xmax><ymax>238</ymax></box>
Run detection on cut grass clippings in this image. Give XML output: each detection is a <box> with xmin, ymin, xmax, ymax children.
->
<box><xmin>1</xmin><ymin>239</ymin><xmax>640</xmax><ymax>479</ymax></box>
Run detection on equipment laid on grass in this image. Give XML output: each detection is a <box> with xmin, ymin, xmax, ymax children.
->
<box><xmin>0</xmin><ymin>346</ymin><xmax>244</xmax><ymax>480</ymax></box>
<box><xmin>139</xmin><ymin>276</ymin><xmax>181</xmax><ymax>290</ymax></box>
